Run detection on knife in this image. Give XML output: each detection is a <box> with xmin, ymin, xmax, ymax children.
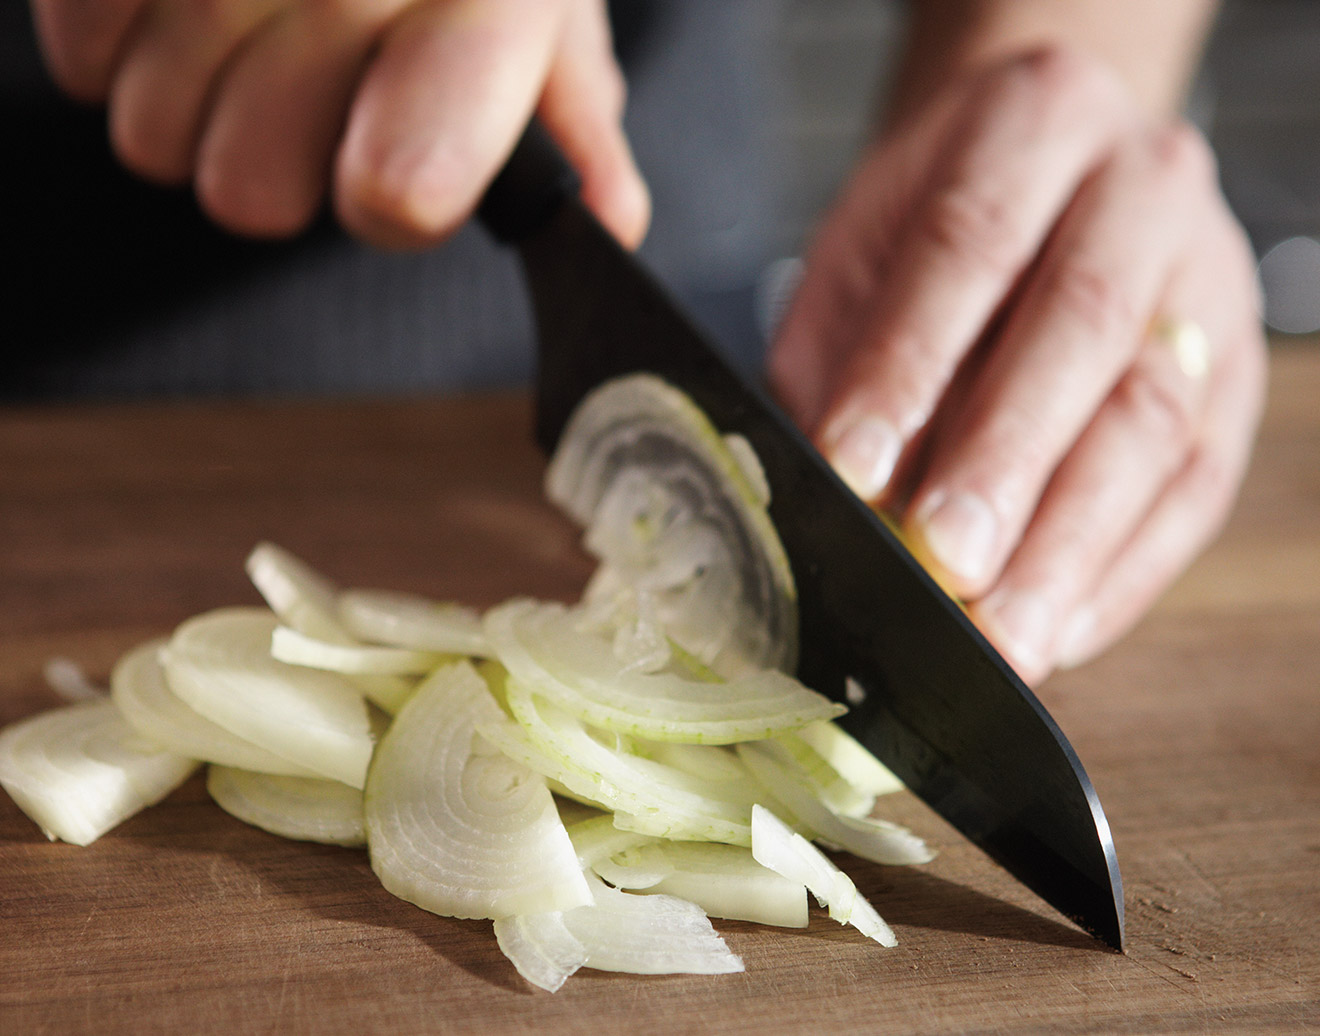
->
<box><xmin>478</xmin><ymin>124</ymin><xmax>1125</xmax><ymax>951</ymax></box>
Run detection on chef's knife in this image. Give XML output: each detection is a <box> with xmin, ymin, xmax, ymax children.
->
<box><xmin>479</xmin><ymin>124</ymin><xmax>1124</xmax><ymax>951</ymax></box>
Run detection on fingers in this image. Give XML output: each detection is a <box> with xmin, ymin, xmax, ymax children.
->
<box><xmin>1051</xmin><ymin>246</ymin><xmax>1268</xmax><ymax>672</ymax></box>
<box><xmin>30</xmin><ymin>0</ymin><xmax>147</xmax><ymax>102</ymax></box>
<box><xmin>336</xmin><ymin>0</ymin><xmax>641</xmax><ymax>250</ymax></box>
<box><xmin>37</xmin><ymin>0</ymin><xmax>644</xmax><ymax>248</ymax></box>
<box><xmin>108</xmin><ymin>0</ymin><xmax>285</xmax><ymax>186</ymax></box>
<box><xmin>537</xmin><ymin>0</ymin><xmax>650</xmax><ymax>248</ymax></box>
<box><xmin>197</xmin><ymin>2</ymin><xmax>407</xmax><ymax>237</ymax></box>
<box><xmin>811</xmin><ymin>47</ymin><xmax>1133</xmax><ymax>504</ymax></box>
<box><xmin>968</xmin><ymin>210</ymin><xmax>1260</xmax><ymax>681</ymax></box>
<box><xmin>902</xmin><ymin>122</ymin><xmax>1215</xmax><ymax>601</ymax></box>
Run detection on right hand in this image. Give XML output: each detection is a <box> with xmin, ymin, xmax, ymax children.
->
<box><xmin>30</xmin><ymin>0</ymin><xmax>650</xmax><ymax>248</ymax></box>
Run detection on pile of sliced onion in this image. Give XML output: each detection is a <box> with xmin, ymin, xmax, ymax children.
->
<box><xmin>0</xmin><ymin>374</ymin><xmax>932</xmax><ymax>991</ymax></box>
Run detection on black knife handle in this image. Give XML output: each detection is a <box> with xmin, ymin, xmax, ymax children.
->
<box><xmin>477</xmin><ymin>122</ymin><xmax>581</xmax><ymax>243</ymax></box>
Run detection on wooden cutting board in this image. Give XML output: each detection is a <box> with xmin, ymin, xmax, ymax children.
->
<box><xmin>2</xmin><ymin>346</ymin><xmax>1317</xmax><ymax>1034</ymax></box>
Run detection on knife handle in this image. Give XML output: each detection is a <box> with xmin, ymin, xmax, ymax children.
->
<box><xmin>477</xmin><ymin>121</ymin><xmax>581</xmax><ymax>243</ymax></box>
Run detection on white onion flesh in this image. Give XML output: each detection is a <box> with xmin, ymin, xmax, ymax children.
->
<box><xmin>492</xmin><ymin>912</ymin><xmax>587</xmax><ymax>993</ymax></box>
<box><xmin>796</xmin><ymin>720</ymin><xmax>906</xmax><ymax>798</ymax></box>
<box><xmin>161</xmin><ymin>608</ymin><xmax>375</xmax><ymax>789</ymax></box>
<box><xmin>560</xmin><ymin>872</ymin><xmax>744</xmax><ymax>975</ymax></box>
<box><xmin>485</xmin><ymin>598</ymin><xmax>842</xmax><ymax>745</ymax></box>
<box><xmin>244</xmin><ymin>544</ymin><xmax>417</xmax><ymax>713</ymax></box>
<box><xmin>0</xmin><ymin>699</ymin><xmax>197</xmax><ymax>845</ymax></box>
<box><xmin>112</xmin><ymin>639</ymin><xmax>323</xmax><ymax>778</ymax></box>
<box><xmin>246</xmin><ymin>541</ymin><xmax>347</xmax><ymax>642</ymax></box>
<box><xmin>646</xmin><ymin>840</ymin><xmax>809</xmax><ymax>928</ymax></box>
<box><xmin>750</xmin><ymin>805</ymin><xmax>896</xmax><ymax>947</ymax></box>
<box><xmin>338</xmin><ymin>589</ymin><xmax>491</xmax><ymax>656</ymax></box>
<box><xmin>207</xmin><ymin>765</ymin><xmax>366</xmax><ymax>847</ymax></box>
<box><xmin>738</xmin><ymin>742</ymin><xmax>933</xmax><ymax>866</ymax></box>
<box><xmin>544</xmin><ymin>373</ymin><xmax>797</xmax><ymax>676</ymax></box>
<box><xmin>271</xmin><ymin>625</ymin><xmax>454</xmax><ymax>676</ymax></box>
<box><xmin>482</xmin><ymin>681</ymin><xmax>755</xmax><ymax>845</ymax></box>
<box><xmin>366</xmin><ymin>662</ymin><xmax>591</xmax><ymax>919</ymax></box>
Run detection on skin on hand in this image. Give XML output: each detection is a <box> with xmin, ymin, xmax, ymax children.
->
<box><xmin>28</xmin><ymin>0</ymin><xmax>650</xmax><ymax>249</ymax></box>
<box><xmin>769</xmin><ymin>45</ymin><xmax>1267</xmax><ymax>684</ymax></box>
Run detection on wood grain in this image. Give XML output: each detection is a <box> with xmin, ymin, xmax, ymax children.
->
<box><xmin>2</xmin><ymin>346</ymin><xmax>1317</xmax><ymax>1034</ymax></box>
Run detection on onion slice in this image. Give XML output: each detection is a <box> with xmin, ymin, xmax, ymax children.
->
<box><xmin>112</xmin><ymin>639</ymin><xmax>323</xmax><ymax>778</ymax></box>
<box><xmin>0</xmin><ymin>699</ymin><xmax>197</xmax><ymax>845</ymax></box>
<box><xmin>338</xmin><ymin>589</ymin><xmax>491</xmax><ymax>657</ymax></box>
<box><xmin>484</xmin><ymin>598</ymin><xmax>842</xmax><ymax>745</ymax></box>
<box><xmin>738</xmin><ymin>742</ymin><xmax>933</xmax><ymax>866</ymax></box>
<box><xmin>245</xmin><ymin>544</ymin><xmax>416</xmax><ymax>714</ymax></box>
<box><xmin>366</xmin><ymin>662</ymin><xmax>591</xmax><ymax>919</ymax></box>
<box><xmin>160</xmin><ymin>608</ymin><xmax>374</xmax><ymax>789</ymax></box>
<box><xmin>492</xmin><ymin>912</ymin><xmax>587</xmax><ymax>993</ymax></box>
<box><xmin>561</xmin><ymin>872</ymin><xmax>744</xmax><ymax>975</ymax></box>
<box><xmin>647</xmin><ymin>840</ymin><xmax>809</xmax><ymax>928</ymax></box>
<box><xmin>270</xmin><ymin>626</ymin><xmax>453</xmax><ymax>676</ymax></box>
<box><xmin>207</xmin><ymin>765</ymin><xmax>366</xmax><ymax>847</ymax></box>
<box><xmin>750</xmin><ymin>805</ymin><xmax>896</xmax><ymax>947</ymax></box>
<box><xmin>479</xmin><ymin>681</ymin><xmax>755</xmax><ymax>845</ymax></box>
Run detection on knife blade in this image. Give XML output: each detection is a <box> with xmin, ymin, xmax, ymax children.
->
<box><xmin>479</xmin><ymin>124</ymin><xmax>1124</xmax><ymax>951</ymax></box>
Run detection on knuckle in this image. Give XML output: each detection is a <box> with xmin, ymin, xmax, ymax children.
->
<box><xmin>1039</xmin><ymin>255</ymin><xmax>1140</xmax><ymax>341</ymax></box>
<box><xmin>994</xmin><ymin>43</ymin><xmax>1124</xmax><ymax>121</ymax></box>
<box><xmin>1112</xmin><ymin>360</ymin><xmax>1200</xmax><ymax>448</ymax></box>
<box><xmin>1150</xmin><ymin>121</ymin><xmax>1217</xmax><ymax>184</ymax></box>
<box><xmin>918</xmin><ymin>182</ymin><xmax>1026</xmax><ymax>277</ymax></box>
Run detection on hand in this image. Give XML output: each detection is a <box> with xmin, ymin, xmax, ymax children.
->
<box><xmin>769</xmin><ymin>45</ymin><xmax>1267</xmax><ymax>684</ymax></box>
<box><xmin>30</xmin><ymin>0</ymin><xmax>650</xmax><ymax>248</ymax></box>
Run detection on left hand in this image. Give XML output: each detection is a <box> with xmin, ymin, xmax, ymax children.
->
<box><xmin>769</xmin><ymin>46</ymin><xmax>1267</xmax><ymax>684</ymax></box>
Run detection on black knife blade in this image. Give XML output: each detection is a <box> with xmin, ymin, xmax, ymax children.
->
<box><xmin>479</xmin><ymin>125</ymin><xmax>1124</xmax><ymax>951</ymax></box>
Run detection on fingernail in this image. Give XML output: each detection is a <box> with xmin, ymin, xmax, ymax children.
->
<box><xmin>1055</xmin><ymin>606</ymin><xmax>1097</xmax><ymax>669</ymax></box>
<box><xmin>916</xmin><ymin>490</ymin><xmax>997</xmax><ymax>584</ymax></box>
<box><xmin>824</xmin><ymin>415</ymin><xmax>902</xmax><ymax>501</ymax></box>
<box><xmin>979</xmin><ymin>588</ymin><xmax>1056</xmax><ymax>677</ymax></box>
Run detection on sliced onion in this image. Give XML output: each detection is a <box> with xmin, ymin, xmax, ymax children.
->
<box><xmin>796</xmin><ymin>720</ymin><xmax>906</xmax><ymax>798</ymax></box>
<box><xmin>545</xmin><ymin>373</ymin><xmax>796</xmax><ymax>676</ymax></box>
<box><xmin>592</xmin><ymin>843</ymin><xmax>674</xmax><ymax>890</ymax></box>
<box><xmin>270</xmin><ymin>625</ymin><xmax>453</xmax><ymax>676</ymax></box>
<box><xmin>750</xmin><ymin>805</ymin><xmax>896</xmax><ymax>947</ymax></box>
<box><xmin>246</xmin><ymin>541</ymin><xmax>345</xmax><ymax>642</ymax></box>
<box><xmin>207</xmin><ymin>765</ymin><xmax>366</xmax><ymax>847</ymax></box>
<box><xmin>492</xmin><ymin>911</ymin><xmax>587</xmax><ymax>993</ymax></box>
<box><xmin>561</xmin><ymin>873</ymin><xmax>743</xmax><ymax>975</ymax></box>
<box><xmin>366</xmin><ymin>662</ymin><xmax>591</xmax><ymax>919</ymax></box>
<box><xmin>479</xmin><ymin>680</ymin><xmax>755</xmax><ymax>845</ymax></box>
<box><xmin>112</xmin><ymin>639</ymin><xmax>323</xmax><ymax>778</ymax></box>
<box><xmin>567</xmin><ymin>814</ymin><xmax>656</xmax><ymax>870</ymax></box>
<box><xmin>772</xmin><ymin>731</ymin><xmax>877</xmax><ymax>819</ymax></box>
<box><xmin>0</xmin><ymin>699</ymin><xmax>196</xmax><ymax>845</ymax></box>
<box><xmin>737</xmin><ymin>742</ymin><xmax>934</xmax><ymax>866</ymax></box>
<box><xmin>337</xmin><ymin>589</ymin><xmax>491</xmax><ymax>656</ymax></box>
<box><xmin>646</xmin><ymin>840</ymin><xmax>808</xmax><ymax>928</ymax></box>
<box><xmin>484</xmin><ymin>598</ymin><xmax>842</xmax><ymax>745</ymax></box>
<box><xmin>245</xmin><ymin>543</ymin><xmax>416</xmax><ymax>714</ymax></box>
<box><xmin>161</xmin><ymin>608</ymin><xmax>374</xmax><ymax>789</ymax></box>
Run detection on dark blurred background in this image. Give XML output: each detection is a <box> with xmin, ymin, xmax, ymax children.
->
<box><xmin>2</xmin><ymin>0</ymin><xmax>1317</xmax><ymax>401</ymax></box>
